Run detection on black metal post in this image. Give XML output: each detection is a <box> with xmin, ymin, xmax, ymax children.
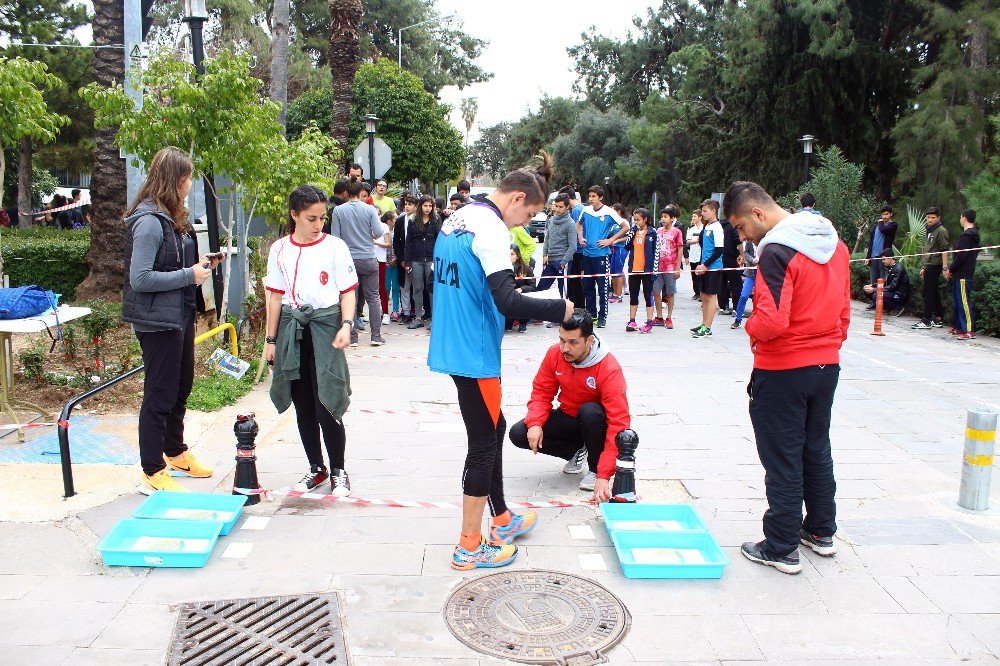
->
<box><xmin>187</xmin><ymin>16</ymin><xmax>224</xmax><ymax>317</ymax></box>
<box><xmin>367</xmin><ymin>130</ymin><xmax>376</xmax><ymax>184</ymax></box>
<box><xmin>803</xmin><ymin>152</ymin><xmax>811</xmax><ymax>184</ymax></box>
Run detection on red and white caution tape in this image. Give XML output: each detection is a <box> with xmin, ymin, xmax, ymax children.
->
<box><xmin>19</xmin><ymin>199</ymin><xmax>88</xmax><ymax>217</ymax></box>
<box><xmin>274</xmin><ymin>488</ymin><xmax>594</xmax><ymax>509</ymax></box>
<box><xmin>234</xmin><ymin>486</ymin><xmax>274</xmax><ymax>501</ymax></box>
<box><xmin>0</xmin><ymin>420</ymin><xmax>67</xmax><ymax>431</ymax></box>
<box><xmin>346</xmin><ymin>408</ymin><xmax>424</xmax><ymax>416</ymax></box>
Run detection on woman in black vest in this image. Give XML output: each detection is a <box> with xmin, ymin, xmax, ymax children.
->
<box><xmin>122</xmin><ymin>146</ymin><xmax>222</xmax><ymax>494</ymax></box>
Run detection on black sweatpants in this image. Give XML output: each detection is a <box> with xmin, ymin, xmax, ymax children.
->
<box><xmin>921</xmin><ymin>264</ymin><xmax>944</xmax><ymax>325</ymax></box>
<box><xmin>290</xmin><ymin>325</ymin><xmax>346</xmax><ymax>470</ymax></box>
<box><xmin>136</xmin><ymin>309</ymin><xmax>195</xmax><ymax>475</ymax></box>
<box><xmin>452</xmin><ymin>375</ymin><xmax>508</xmax><ymax>517</ymax></box>
<box><xmin>509</xmin><ymin>403</ymin><xmax>607</xmax><ymax>474</ymax></box>
<box><xmin>627</xmin><ymin>274</ymin><xmax>653</xmax><ymax>308</ymax></box>
<box><xmin>720</xmin><ymin>262</ymin><xmax>741</xmax><ymax>310</ymax></box>
<box><xmin>566</xmin><ymin>253</ymin><xmax>585</xmax><ymax>310</ymax></box>
<box><xmin>690</xmin><ymin>261</ymin><xmax>702</xmax><ymax>296</ymax></box>
<box><xmin>748</xmin><ymin>365</ymin><xmax>839</xmax><ymax>557</ymax></box>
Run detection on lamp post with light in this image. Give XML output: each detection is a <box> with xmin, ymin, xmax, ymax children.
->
<box><xmin>799</xmin><ymin>134</ymin><xmax>815</xmax><ymax>184</ymax></box>
<box><xmin>365</xmin><ymin>114</ymin><xmax>378</xmax><ymax>181</ymax></box>
<box><xmin>183</xmin><ymin>0</ymin><xmax>223</xmax><ymax>315</ymax></box>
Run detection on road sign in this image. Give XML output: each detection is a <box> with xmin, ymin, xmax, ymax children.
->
<box><xmin>353</xmin><ymin>137</ymin><xmax>393</xmax><ymax>179</ymax></box>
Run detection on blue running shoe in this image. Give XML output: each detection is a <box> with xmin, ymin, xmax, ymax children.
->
<box><xmin>452</xmin><ymin>539</ymin><xmax>518</xmax><ymax>571</ymax></box>
<box><xmin>489</xmin><ymin>512</ymin><xmax>538</xmax><ymax>545</ymax></box>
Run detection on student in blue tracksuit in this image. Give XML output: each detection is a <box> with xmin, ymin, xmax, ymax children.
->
<box><xmin>576</xmin><ymin>185</ymin><xmax>629</xmax><ymax>328</ymax></box>
<box><xmin>429</xmin><ymin>152</ymin><xmax>573</xmax><ymax>571</ymax></box>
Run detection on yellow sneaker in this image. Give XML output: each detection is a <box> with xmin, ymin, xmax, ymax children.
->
<box><xmin>141</xmin><ymin>469</ymin><xmax>190</xmax><ymax>495</ymax></box>
<box><xmin>163</xmin><ymin>451</ymin><xmax>213</xmax><ymax>478</ymax></box>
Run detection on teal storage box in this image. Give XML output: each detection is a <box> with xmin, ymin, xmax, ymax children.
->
<box><xmin>98</xmin><ymin>519</ymin><xmax>223</xmax><ymax>568</ymax></box>
<box><xmin>610</xmin><ymin>529</ymin><xmax>729</xmax><ymax>579</ymax></box>
<box><xmin>133</xmin><ymin>491</ymin><xmax>248</xmax><ymax>535</ymax></box>
<box><xmin>600</xmin><ymin>503</ymin><xmax>708</xmax><ymax>533</ymax></box>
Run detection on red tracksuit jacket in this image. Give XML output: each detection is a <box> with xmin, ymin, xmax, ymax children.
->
<box><xmin>524</xmin><ymin>343</ymin><xmax>630</xmax><ymax>479</ymax></box>
<box><xmin>746</xmin><ymin>226</ymin><xmax>851</xmax><ymax>370</ymax></box>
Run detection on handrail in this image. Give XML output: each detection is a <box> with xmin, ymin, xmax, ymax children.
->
<box><xmin>60</xmin><ymin>321</ymin><xmax>239</xmax><ymax>498</ymax></box>
<box><xmin>195</xmin><ymin>322</ymin><xmax>238</xmax><ymax>357</ymax></box>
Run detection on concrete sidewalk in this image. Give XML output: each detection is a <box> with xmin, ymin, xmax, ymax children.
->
<box><xmin>3</xmin><ymin>276</ymin><xmax>1000</xmax><ymax>665</ymax></box>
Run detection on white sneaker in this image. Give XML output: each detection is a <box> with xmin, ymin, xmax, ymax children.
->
<box><xmin>562</xmin><ymin>447</ymin><xmax>587</xmax><ymax>474</ymax></box>
<box><xmin>330</xmin><ymin>468</ymin><xmax>351</xmax><ymax>497</ymax></box>
<box><xmin>579</xmin><ymin>471</ymin><xmax>597</xmax><ymax>491</ymax></box>
<box><xmin>382</xmin><ymin>314</ymin><xmax>390</xmax><ymax>325</ymax></box>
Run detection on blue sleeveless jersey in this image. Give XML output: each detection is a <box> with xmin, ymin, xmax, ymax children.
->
<box><xmin>428</xmin><ymin>203</ymin><xmax>512</xmax><ymax>379</ymax></box>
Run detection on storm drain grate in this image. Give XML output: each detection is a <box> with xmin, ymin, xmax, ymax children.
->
<box><xmin>167</xmin><ymin>593</ymin><xmax>349</xmax><ymax>665</ymax></box>
<box><xmin>444</xmin><ymin>569</ymin><xmax>630</xmax><ymax>665</ymax></box>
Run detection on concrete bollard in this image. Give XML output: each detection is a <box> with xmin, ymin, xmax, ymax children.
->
<box><xmin>959</xmin><ymin>408</ymin><xmax>998</xmax><ymax>510</ymax></box>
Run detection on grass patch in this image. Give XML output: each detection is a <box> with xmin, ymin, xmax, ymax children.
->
<box><xmin>187</xmin><ymin>361</ymin><xmax>260</xmax><ymax>412</ymax></box>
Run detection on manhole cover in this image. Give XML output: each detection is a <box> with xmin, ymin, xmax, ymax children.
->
<box><xmin>443</xmin><ymin>569</ymin><xmax>630</xmax><ymax>665</ymax></box>
<box><xmin>167</xmin><ymin>593</ymin><xmax>349</xmax><ymax>665</ymax></box>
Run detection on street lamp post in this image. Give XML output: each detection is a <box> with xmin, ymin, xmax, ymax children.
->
<box><xmin>799</xmin><ymin>134</ymin><xmax>815</xmax><ymax>184</ymax></box>
<box><xmin>183</xmin><ymin>0</ymin><xmax>223</xmax><ymax>316</ymax></box>
<box><xmin>398</xmin><ymin>13</ymin><xmax>456</xmax><ymax>68</ymax></box>
<box><xmin>365</xmin><ymin>114</ymin><xmax>377</xmax><ymax>181</ymax></box>
<box><xmin>604</xmin><ymin>176</ymin><xmax>612</xmax><ymax>203</ymax></box>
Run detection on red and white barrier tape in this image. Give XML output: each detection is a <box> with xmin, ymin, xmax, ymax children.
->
<box><xmin>0</xmin><ymin>420</ymin><xmax>68</xmax><ymax>432</ymax></box>
<box><xmin>19</xmin><ymin>199</ymin><xmax>88</xmax><ymax>217</ymax></box>
<box><xmin>274</xmin><ymin>488</ymin><xmax>594</xmax><ymax>509</ymax></box>
<box><xmin>234</xmin><ymin>486</ymin><xmax>273</xmax><ymax>501</ymax></box>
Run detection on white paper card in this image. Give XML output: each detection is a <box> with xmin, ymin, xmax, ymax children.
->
<box><xmin>162</xmin><ymin>508</ymin><xmax>235</xmax><ymax>522</ymax></box>
<box><xmin>222</xmin><ymin>542</ymin><xmax>254</xmax><ymax>559</ymax></box>
<box><xmin>612</xmin><ymin>520</ymin><xmax>685</xmax><ymax>531</ymax></box>
<box><xmin>631</xmin><ymin>548</ymin><xmax>707</xmax><ymax>565</ymax></box>
<box><xmin>241</xmin><ymin>516</ymin><xmax>271</xmax><ymax>531</ymax></box>
<box><xmin>578</xmin><ymin>553</ymin><xmax>608</xmax><ymax>571</ymax></box>
<box><xmin>132</xmin><ymin>537</ymin><xmax>211</xmax><ymax>553</ymax></box>
<box><xmin>569</xmin><ymin>525</ymin><xmax>596</xmax><ymax>540</ymax></box>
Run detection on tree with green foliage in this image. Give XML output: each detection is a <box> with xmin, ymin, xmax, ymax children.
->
<box><xmin>0</xmin><ymin>0</ymin><xmax>91</xmax><ymax>226</ymax></box>
<box><xmin>467</xmin><ymin>122</ymin><xmax>511</xmax><ymax>182</ymax></box>
<box><xmin>504</xmin><ymin>96</ymin><xmax>585</xmax><ymax>173</ymax></box>
<box><xmin>551</xmin><ymin>107</ymin><xmax>633</xmax><ymax>198</ymax></box>
<box><xmin>965</xmin><ymin>114</ymin><xmax>1000</xmax><ymax>245</ymax></box>
<box><xmin>0</xmin><ymin>57</ymin><xmax>68</xmax><ymax>229</ymax></box>
<box><xmin>292</xmin><ymin>0</ymin><xmax>491</xmax><ymax>95</ymax></box>
<box><xmin>287</xmin><ymin>59</ymin><xmax>463</xmax><ymax>184</ymax></box>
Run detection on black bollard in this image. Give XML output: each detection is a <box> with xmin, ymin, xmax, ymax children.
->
<box><xmin>610</xmin><ymin>429</ymin><xmax>638</xmax><ymax>503</ymax></box>
<box><xmin>233</xmin><ymin>413</ymin><xmax>261</xmax><ymax>506</ymax></box>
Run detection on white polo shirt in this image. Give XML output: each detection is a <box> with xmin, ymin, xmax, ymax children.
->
<box><xmin>264</xmin><ymin>234</ymin><xmax>358</xmax><ymax>309</ymax></box>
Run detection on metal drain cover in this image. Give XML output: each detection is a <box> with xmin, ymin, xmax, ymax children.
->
<box><xmin>168</xmin><ymin>593</ymin><xmax>348</xmax><ymax>665</ymax></box>
<box><xmin>443</xmin><ymin>569</ymin><xmax>630</xmax><ymax>665</ymax></box>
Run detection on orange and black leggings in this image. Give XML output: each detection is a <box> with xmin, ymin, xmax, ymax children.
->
<box><xmin>452</xmin><ymin>375</ymin><xmax>508</xmax><ymax>517</ymax></box>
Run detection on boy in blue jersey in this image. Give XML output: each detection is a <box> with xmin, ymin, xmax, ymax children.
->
<box><xmin>577</xmin><ymin>186</ymin><xmax>629</xmax><ymax>328</ymax></box>
<box><xmin>430</xmin><ymin>152</ymin><xmax>574</xmax><ymax>571</ymax></box>
<box><xmin>693</xmin><ymin>199</ymin><xmax>726</xmax><ymax>338</ymax></box>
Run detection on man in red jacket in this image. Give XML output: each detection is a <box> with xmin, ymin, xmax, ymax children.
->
<box><xmin>724</xmin><ymin>181</ymin><xmax>850</xmax><ymax>576</ymax></box>
<box><xmin>509</xmin><ymin>310</ymin><xmax>630</xmax><ymax>503</ymax></box>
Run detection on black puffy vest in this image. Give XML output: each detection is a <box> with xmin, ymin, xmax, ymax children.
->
<box><xmin>122</xmin><ymin>210</ymin><xmax>188</xmax><ymax>330</ymax></box>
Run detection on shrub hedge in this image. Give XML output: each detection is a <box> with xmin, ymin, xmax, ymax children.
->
<box><xmin>1</xmin><ymin>228</ymin><xmax>91</xmax><ymax>301</ymax></box>
<box><xmin>851</xmin><ymin>256</ymin><xmax>1000</xmax><ymax>336</ymax></box>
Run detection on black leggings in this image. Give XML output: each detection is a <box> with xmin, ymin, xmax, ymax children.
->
<box><xmin>290</xmin><ymin>325</ymin><xmax>346</xmax><ymax>470</ymax></box>
<box><xmin>452</xmin><ymin>375</ymin><xmax>508</xmax><ymax>517</ymax></box>
<box><xmin>628</xmin><ymin>274</ymin><xmax>654</xmax><ymax>307</ymax></box>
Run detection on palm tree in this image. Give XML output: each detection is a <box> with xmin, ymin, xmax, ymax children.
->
<box><xmin>460</xmin><ymin>97</ymin><xmax>478</xmax><ymax>179</ymax></box>
<box><xmin>328</xmin><ymin>0</ymin><xmax>362</xmax><ymax>161</ymax></box>
<box><xmin>76</xmin><ymin>0</ymin><xmax>127</xmax><ymax>300</ymax></box>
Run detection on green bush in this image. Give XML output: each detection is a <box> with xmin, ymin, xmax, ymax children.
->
<box><xmin>187</xmin><ymin>360</ymin><xmax>260</xmax><ymax>412</ymax></box>
<box><xmin>851</xmin><ymin>256</ymin><xmax>1000</xmax><ymax>336</ymax></box>
<box><xmin>1</xmin><ymin>228</ymin><xmax>91</xmax><ymax>300</ymax></box>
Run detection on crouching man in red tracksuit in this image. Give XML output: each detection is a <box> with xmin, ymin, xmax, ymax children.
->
<box><xmin>509</xmin><ymin>309</ymin><xmax>630</xmax><ymax>503</ymax></box>
<box><xmin>724</xmin><ymin>181</ymin><xmax>851</xmax><ymax>575</ymax></box>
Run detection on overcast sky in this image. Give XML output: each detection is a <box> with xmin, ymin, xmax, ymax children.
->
<box><xmin>434</xmin><ymin>0</ymin><xmax>655</xmax><ymax>140</ymax></box>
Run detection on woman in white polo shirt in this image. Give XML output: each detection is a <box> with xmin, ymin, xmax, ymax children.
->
<box><xmin>264</xmin><ymin>186</ymin><xmax>358</xmax><ymax>496</ymax></box>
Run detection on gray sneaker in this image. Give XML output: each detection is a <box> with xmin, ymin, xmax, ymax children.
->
<box><xmin>562</xmin><ymin>447</ymin><xmax>587</xmax><ymax>474</ymax></box>
<box><xmin>370</xmin><ymin>336</ymin><xmax>386</xmax><ymax>346</ymax></box>
<box><xmin>579</xmin><ymin>471</ymin><xmax>597</xmax><ymax>491</ymax></box>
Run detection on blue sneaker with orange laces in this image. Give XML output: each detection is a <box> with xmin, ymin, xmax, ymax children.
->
<box><xmin>452</xmin><ymin>539</ymin><xmax>518</xmax><ymax>571</ymax></box>
<box><xmin>489</xmin><ymin>512</ymin><xmax>538</xmax><ymax>545</ymax></box>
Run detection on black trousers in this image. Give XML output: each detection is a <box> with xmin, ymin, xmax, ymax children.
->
<box><xmin>690</xmin><ymin>261</ymin><xmax>702</xmax><ymax>296</ymax></box>
<box><xmin>922</xmin><ymin>264</ymin><xmax>943</xmax><ymax>324</ymax></box>
<box><xmin>748</xmin><ymin>365</ymin><xmax>839</xmax><ymax>557</ymax></box>
<box><xmin>720</xmin><ymin>262</ymin><xmax>741</xmax><ymax>310</ymax></box>
<box><xmin>136</xmin><ymin>309</ymin><xmax>195</xmax><ymax>475</ymax></box>
<box><xmin>627</xmin><ymin>274</ymin><xmax>653</xmax><ymax>308</ymax></box>
<box><xmin>509</xmin><ymin>403</ymin><xmax>607</xmax><ymax>474</ymax></box>
<box><xmin>566</xmin><ymin>253</ymin><xmax>585</xmax><ymax>310</ymax></box>
<box><xmin>290</xmin><ymin>326</ymin><xmax>347</xmax><ymax>470</ymax></box>
<box><xmin>452</xmin><ymin>375</ymin><xmax>508</xmax><ymax>517</ymax></box>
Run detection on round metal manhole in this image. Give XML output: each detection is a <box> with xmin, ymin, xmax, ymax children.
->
<box><xmin>443</xmin><ymin>569</ymin><xmax>630</xmax><ymax>665</ymax></box>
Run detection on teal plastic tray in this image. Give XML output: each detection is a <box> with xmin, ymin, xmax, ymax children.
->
<box><xmin>97</xmin><ymin>519</ymin><xmax>222</xmax><ymax>568</ymax></box>
<box><xmin>600</xmin><ymin>503</ymin><xmax>708</xmax><ymax>533</ymax></box>
<box><xmin>610</xmin><ymin>530</ymin><xmax>729</xmax><ymax>579</ymax></box>
<box><xmin>132</xmin><ymin>491</ymin><xmax>247</xmax><ymax>535</ymax></box>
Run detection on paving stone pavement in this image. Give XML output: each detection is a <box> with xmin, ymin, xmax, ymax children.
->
<box><xmin>4</xmin><ymin>272</ymin><xmax>1000</xmax><ymax>664</ymax></box>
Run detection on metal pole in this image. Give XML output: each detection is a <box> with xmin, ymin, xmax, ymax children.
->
<box><xmin>368</xmin><ymin>130</ymin><xmax>376</xmax><ymax>182</ymax></box>
<box><xmin>803</xmin><ymin>152</ymin><xmax>810</xmax><ymax>183</ymax></box>
<box><xmin>123</xmin><ymin>0</ymin><xmax>143</xmax><ymax>205</ymax></box>
<box><xmin>398</xmin><ymin>29</ymin><xmax>403</xmax><ymax>68</ymax></box>
<box><xmin>959</xmin><ymin>408</ymin><xmax>998</xmax><ymax>510</ymax></box>
<box><xmin>188</xmin><ymin>16</ymin><xmax>224</xmax><ymax>317</ymax></box>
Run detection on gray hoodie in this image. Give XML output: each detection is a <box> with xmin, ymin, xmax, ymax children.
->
<box><xmin>572</xmin><ymin>334</ymin><xmax>609</xmax><ymax>369</ymax></box>
<box><xmin>543</xmin><ymin>212</ymin><xmax>578</xmax><ymax>265</ymax></box>
<box><xmin>756</xmin><ymin>211</ymin><xmax>839</xmax><ymax>265</ymax></box>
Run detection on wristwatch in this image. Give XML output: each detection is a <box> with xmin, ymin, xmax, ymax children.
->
<box><xmin>342</xmin><ymin>320</ymin><xmax>355</xmax><ymax>331</ymax></box>
<box><xmin>265</xmin><ymin>336</ymin><xmax>277</xmax><ymax>345</ymax></box>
